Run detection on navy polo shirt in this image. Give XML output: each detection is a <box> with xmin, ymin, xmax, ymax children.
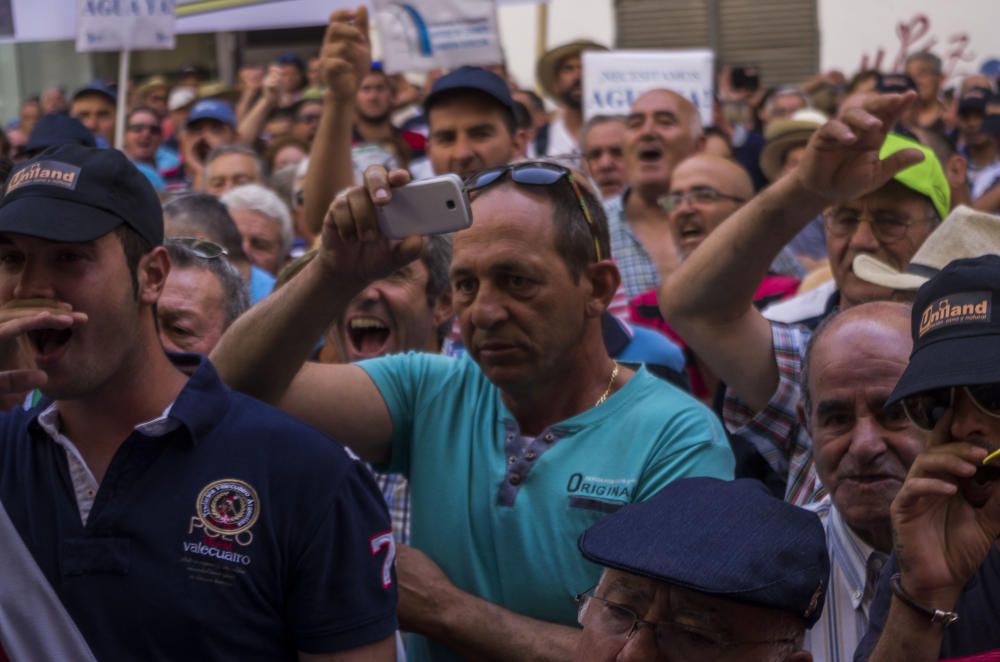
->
<box><xmin>0</xmin><ymin>356</ymin><xmax>397</xmax><ymax>660</ymax></box>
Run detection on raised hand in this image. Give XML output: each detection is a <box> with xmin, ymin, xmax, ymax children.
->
<box><xmin>0</xmin><ymin>299</ymin><xmax>87</xmax><ymax>398</ymax></box>
<box><xmin>889</xmin><ymin>410</ymin><xmax>1000</xmax><ymax>608</ymax></box>
<box><xmin>795</xmin><ymin>91</ymin><xmax>925</xmax><ymax>205</ymax></box>
<box><xmin>320</xmin><ymin>6</ymin><xmax>372</xmax><ymax>101</ymax></box>
<box><xmin>318</xmin><ymin>166</ymin><xmax>425</xmax><ymax>291</ymax></box>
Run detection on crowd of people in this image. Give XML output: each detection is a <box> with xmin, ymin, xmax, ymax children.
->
<box><xmin>0</xmin><ymin>4</ymin><xmax>999</xmax><ymax>661</ymax></box>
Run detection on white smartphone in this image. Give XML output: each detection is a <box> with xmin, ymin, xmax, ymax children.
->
<box><xmin>376</xmin><ymin>174</ymin><xmax>472</xmax><ymax>240</ymax></box>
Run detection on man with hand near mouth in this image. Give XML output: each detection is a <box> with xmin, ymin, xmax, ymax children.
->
<box><xmin>0</xmin><ymin>144</ymin><xmax>399</xmax><ymax>661</ymax></box>
<box><xmin>857</xmin><ymin>255</ymin><xmax>1000</xmax><ymax>661</ymax></box>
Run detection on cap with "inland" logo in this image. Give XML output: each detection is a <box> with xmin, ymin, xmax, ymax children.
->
<box><xmin>889</xmin><ymin>255</ymin><xmax>1000</xmax><ymax>404</ymax></box>
<box><xmin>0</xmin><ymin>144</ymin><xmax>163</xmax><ymax>246</ymax></box>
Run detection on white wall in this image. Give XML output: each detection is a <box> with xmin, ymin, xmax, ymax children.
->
<box><xmin>497</xmin><ymin>0</ymin><xmax>615</xmax><ymax>92</ymax></box>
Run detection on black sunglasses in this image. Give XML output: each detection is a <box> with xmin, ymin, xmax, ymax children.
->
<box><xmin>166</xmin><ymin>237</ymin><xmax>229</xmax><ymax>259</ymax></box>
<box><xmin>902</xmin><ymin>384</ymin><xmax>1000</xmax><ymax>431</ymax></box>
<box><xmin>463</xmin><ymin>162</ymin><xmax>604</xmax><ymax>262</ymax></box>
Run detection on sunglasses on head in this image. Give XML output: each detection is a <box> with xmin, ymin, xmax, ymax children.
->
<box><xmin>902</xmin><ymin>383</ymin><xmax>1000</xmax><ymax>431</ymax></box>
<box><xmin>463</xmin><ymin>162</ymin><xmax>604</xmax><ymax>262</ymax></box>
<box><xmin>166</xmin><ymin>237</ymin><xmax>228</xmax><ymax>260</ymax></box>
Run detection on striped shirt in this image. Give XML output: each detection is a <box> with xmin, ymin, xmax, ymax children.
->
<box><xmin>723</xmin><ymin>322</ymin><xmax>825</xmax><ymax>505</ymax></box>
<box><xmin>804</xmin><ymin>498</ymin><xmax>887</xmax><ymax>662</ymax></box>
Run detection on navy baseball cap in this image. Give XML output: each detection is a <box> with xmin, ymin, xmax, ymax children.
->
<box><xmin>958</xmin><ymin>86</ymin><xmax>992</xmax><ymax>114</ymax></box>
<box><xmin>578</xmin><ymin>477</ymin><xmax>830</xmax><ymax>628</ymax></box>
<box><xmin>186</xmin><ymin>99</ymin><xmax>237</xmax><ymax>129</ymax></box>
<box><xmin>889</xmin><ymin>255</ymin><xmax>1000</xmax><ymax>403</ymax></box>
<box><xmin>0</xmin><ymin>144</ymin><xmax>163</xmax><ymax>246</ymax></box>
<box><xmin>18</xmin><ymin>114</ymin><xmax>96</xmax><ymax>158</ymax></box>
<box><xmin>72</xmin><ymin>80</ymin><xmax>117</xmax><ymax>105</ymax></box>
<box><xmin>876</xmin><ymin>72</ymin><xmax>918</xmax><ymax>95</ymax></box>
<box><xmin>423</xmin><ymin>66</ymin><xmax>516</xmax><ymax>120</ymax></box>
<box><xmin>275</xmin><ymin>51</ymin><xmax>305</xmax><ymax>71</ymax></box>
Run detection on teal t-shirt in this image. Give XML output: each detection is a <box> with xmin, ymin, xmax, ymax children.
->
<box><xmin>360</xmin><ymin>352</ymin><xmax>734</xmax><ymax>662</ymax></box>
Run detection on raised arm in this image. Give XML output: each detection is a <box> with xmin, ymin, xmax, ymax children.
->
<box><xmin>303</xmin><ymin>6</ymin><xmax>370</xmax><ymax>238</ymax></box>
<box><xmin>237</xmin><ymin>66</ymin><xmax>280</xmax><ymax>147</ymax></box>
<box><xmin>210</xmin><ymin>166</ymin><xmax>424</xmax><ymax>463</ymax></box>
<box><xmin>659</xmin><ymin>92</ymin><xmax>924</xmax><ymax>411</ymax></box>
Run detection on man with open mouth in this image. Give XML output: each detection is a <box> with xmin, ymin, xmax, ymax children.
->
<box><xmin>856</xmin><ymin>255</ymin><xmax>1000</xmax><ymax>662</ymax></box>
<box><xmin>0</xmin><ymin>144</ymin><xmax>398</xmax><ymax>661</ymax></box>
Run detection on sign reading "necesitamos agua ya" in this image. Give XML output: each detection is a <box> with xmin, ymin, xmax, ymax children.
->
<box><xmin>77</xmin><ymin>0</ymin><xmax>176</xmax><ymax>52</ymax></box>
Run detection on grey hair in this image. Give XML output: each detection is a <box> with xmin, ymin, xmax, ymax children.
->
<box><xmin>905</xmin><ymin>51</ymin><xmax>943</xmax><ymax>76</ymax></box>
<box><xmin>163</xmin><ymin>192</ymin><xmax>249</xmax><ymax>262</ymax></box>
<box><xmin>164</xmin><ymin>241</ymin><xmax>250</xmax><ymax>328</ymax></box>
<box><xmin>766</xmin><ymin>87</ymin><xmax>811</xmax><ymax>115</ymax></box>
<box><xmin>220</xmin><ymin>183</ymin><xmax>295</xmax><ymax>257</ymax></box>
<box><xmin>205</xmin><ymin>143</ymin><xmax>266</xmax><ymax>179</ymax></box>
<box><xmin>579</xmin><ymin>114</ymin><xmax>626</xmax><ymax>152</ymax></box>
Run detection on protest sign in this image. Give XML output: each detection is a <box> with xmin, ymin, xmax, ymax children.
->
<box><xmin>76</xmin><ymin>0</ymin><xmax>176</xmax><ymax>52</ymax></box>
<box><xmin>582</xmin><ymin>50</ymin><xmax>714</xmax><ymax>126</ymax></box>
<box><xmin>373</xmin><ymin>0</ymin><xmax>504</xmax><ymax>74</ymax></box>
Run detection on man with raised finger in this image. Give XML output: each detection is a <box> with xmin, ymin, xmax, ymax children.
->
<box><xmin>855</xmin><ymin>255</ymin><xmax>1000</xmax><ymax>661</ymax></box>
<box><xmin>212</xmin><ymin>158</ymin><xmax>735</xmax><ymax>661</ymax></box>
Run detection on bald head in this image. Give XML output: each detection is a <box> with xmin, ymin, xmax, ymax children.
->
<box><xmin>803</xmin><ymin>301</ymin><xmax>913</xmax><ymax>412</ymax></box>
<box><xmin>666</xmin><ymin>154</ymin><xmax>753</xmax><ymax>259</ymax></box>
<box><xmin>624</xmin><ymin>89</ymin><xmax>705</xmax><ymax>197</ymax></box>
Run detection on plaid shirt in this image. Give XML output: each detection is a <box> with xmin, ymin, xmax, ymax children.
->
<box><xmin>373</xmin><ymin>472</ymin><xmax>410</xmax><ymax>545</ymax></box>
<box><xmin>723</xmin><ymin>322</ymin><xmax>826</xmax><ymax>506</ymax></box>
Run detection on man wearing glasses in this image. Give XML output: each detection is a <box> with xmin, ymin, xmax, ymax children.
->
<box><xmin>122</xmin><ymin>106</ymin><xmax>166</xmax><ymax>192</ymax></box>
<box><xmin>212</xmin><ymin>159</ymin><xmax>734</xmax><ymax>662</ymax></box>
<box><xmin>575</xmin><ymin>477</ymin><xmax>827</xmax><ymax>662</ymax></box>
<box><xmin>855</xmin><ymin>255</ymin><xmax>1000</xmax><ymax>661</ymax></box>
<box><xmin>659</xmin><ymin>93</ymin><xmax>951</xmax><ymax>507</ymax></box>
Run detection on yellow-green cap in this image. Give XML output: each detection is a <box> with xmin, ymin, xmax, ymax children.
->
<box><xmin>880</xmin><ymin>133</ymin><xmax>950</xmax><ymax>220</ymax></box>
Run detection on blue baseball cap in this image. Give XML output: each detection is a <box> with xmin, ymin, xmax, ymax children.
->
<box><xmin>72</xmin><ymin>80</ymin><xmax>117</xmax><ymax>105</ymax></box>
<box><xmin>578</xmin><ymin>478</ymin><xmax>830</xmax><ymax>628</ymax></box>
<box><xmin>423</xmin><ymin>66</ymin><xmax>516</xmax><ymax>121</ymax></box>
<box><xmin>18</xmin><ymin>114</ymin><xmax>96</xmax><ymax>158</ymax></box>
<box><xmin>186</xmin><ymin>99</ymin><xmax>236</xmax><ymax>130</ymax></box>
<box><xmin>0</xmin><ymin>144</ymin><xmax>163</xmax><ymax>246</ymax></box>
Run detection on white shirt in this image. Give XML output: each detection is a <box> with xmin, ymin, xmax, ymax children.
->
<box><xmin>37</xmin><ymin>402</ymin><xmax>178</xmax><ymax>525</ymax></box>
<box><xmin>803</xmin><ymin>498</ymin><xmax>888</xmax><ymax>662</ymax></box>
<box><xmin>543</xmin><ymin>114</ymin><xmax>580</xmax><ymax>161</ymax></box>
<box><xmin>763</xmin><ymin>279</ymin><xmax>837</xmax><ymax>324</ymax></box>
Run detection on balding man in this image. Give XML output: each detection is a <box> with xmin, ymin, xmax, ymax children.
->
<box><xmin>606</xmin><ymin>89</ymin><xmax>704</xmax><ymax>300</ymax></box>
<box><xmin>580</xmin><ymin>115</ymin><xmax>626</xmax><ymax>201</ymax></box>
<box><xmin>630</xmin><ymin>154</ymin><xmax>799</xmax><ymax>405</ymax></box>
<box><xmin>797</xmin><ymin>302</ymin><xmax>928</xmax><ymax>661</ymax></box>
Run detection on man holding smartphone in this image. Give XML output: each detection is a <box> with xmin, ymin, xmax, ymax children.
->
<box><xmin>853</xmin><ymin>255</ymin><xmax>1000</xmax><ymax>661</ymax></box>
<box><xmin>212</xmin><ymin>153</ymin><xmax>734</xmax><ymax>661</ymax></box>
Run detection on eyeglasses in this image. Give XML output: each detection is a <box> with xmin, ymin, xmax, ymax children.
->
<box><xmin>575</xmin><ymin>589</ymin><xmax>798</xmax><ymax>661</ymax></box>
<box><xmin>822</xmin><ymin>208</ymin><xmax>925</xmax><ymax>243</ymax></box>
<box><xmin>657</xmin><ymin>187</ymin><xmax>745</xmax><ymax>214</ymax></box>
<box><xmin>464</xmin><ymin>162</ymin><xmax>604</xmax><ymax>262</ymax></box>
<box><xmin>902</xmin><ymin>384</ymin><xmax>1000</xmax><ymax>431</ymax></box>
<box><xmin>166</xmin><ymin>237</ymin><xmax>229</xmax><ymax>259</ymax></box>
<box><xmin>126</xmin><ymin>123</ymin><xmax>162</xmax><ymax>135</ymax></box>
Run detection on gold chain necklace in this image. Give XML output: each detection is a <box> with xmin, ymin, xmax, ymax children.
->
<box><xmin>594</xmin><ymin>362</ymin><xmax>619</xmax><ymax>407</ymax></box>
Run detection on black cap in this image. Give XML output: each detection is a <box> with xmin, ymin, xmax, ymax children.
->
<box><xmin>958</xmin><ymin>86</ymin><xmax>992</xmax><ymax>114</ymax></box>
<box><xmin>0</xmin><ymin>144</ymin><xmax>163</xmax><ymax>246</ymax></box>
<box><xmin>876</xmin><ymin>73</ymin><xmax>918</xmax><ymax>95</ymax></box>
<box><xmin>18</xmin><ymin>114</ymin><xmax>96</xmax><ymax>159</ymax></box>
<box><xmin>578</xmin><ymin>478</ymin><xmax>830</xmax><ymax>628</ymax></box>
<box><xmin>983</xmin><ymin>97</ymin><xmax>1000</xmax><ymax>135</ymax></box>
<box><xmin>423</xmin><ymin>66</ymin><xmax>516</xmax><ymax>121</ymax></box>
<box><xmin>71</xmin><ymin>80</ymin><xmax>116</xmax><ymax>105</ymax></box>
<box><xmin>889</xmin><ymin>255</ymin><xmax>1000</xmax><ymax>404</ymax></box>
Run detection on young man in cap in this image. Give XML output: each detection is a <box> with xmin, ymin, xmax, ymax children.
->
<box><xmin>660</xmin><ymin>92</ymin><xmax>950</xmax><ymax>506</ymax></box>
<box><xmin>69</xmin><ymin>82</ymin><xmax>116</xmax><ymax>147</ymax></box>
<box><xmin>855</xmin><ymin>255</ymin><xmax>1000</xmax><ymax>661</ymax></box>
<box><xmin>575</xmin><ymin>477</ymin><xmax>827</xmax><ymax>661</ymax></box>
<box><xmin>535</xmin><ymin>39</ymin><xmax>608</xmax><ymax>159</ymax></box>
<box><xmin>0</xmin><ymin>145</ymin><xmax>397</xmax><ymax>660</ymax></box>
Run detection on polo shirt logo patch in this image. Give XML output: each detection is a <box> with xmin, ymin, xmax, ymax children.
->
<box><xmin>196</xmin><ymin>478</ymin><xmax>260</xmax><ymax>536</ymax></box>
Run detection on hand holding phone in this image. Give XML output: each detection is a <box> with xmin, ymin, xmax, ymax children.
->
<box><xmin>375</xmin><ymin>174</ymin><xmax>472</xmax><ymax>239</ymax></box>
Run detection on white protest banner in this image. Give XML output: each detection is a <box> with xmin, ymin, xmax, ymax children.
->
<box><xmin>373</xmin><ymin>0</ymin><xmax>503</xmax><ymax>74</ymax></box>
<box><xmin>583</xmin><ymin>50</ymin><xmax>714</xmax><ymax>126</ymax></box>
<box><xmin>77</xmin><ymin>0</ymin><xmax>176</xmax><ymax>52</ymax></box>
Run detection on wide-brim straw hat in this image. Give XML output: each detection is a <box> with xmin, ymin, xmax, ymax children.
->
<box><xmin>536</xmin><ymin>39</ymin><xmax>608</xmax><ymax>100</ymax></box>
<box><xmin>759</xmin><ymin>109</ymin><xmax>828</xmax><ymax>182</ymax></box>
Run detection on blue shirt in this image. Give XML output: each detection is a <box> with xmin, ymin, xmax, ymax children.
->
<box><xmin>249</xmin><ymin>265</ymin><xmax>276</xmax><ymax>304</ymax></box>
<box><xmin>0</xmin><ymin>356</ymin><xmax>397</xmax><ymax>660</ymax></box>
<box><xmin>360</xmin><ymin>352</ymin><xmax>734</xmax><ymax>662</ymax></box>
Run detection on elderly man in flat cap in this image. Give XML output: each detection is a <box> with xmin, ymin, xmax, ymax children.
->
<box><xmin>575</xmin><ymin>477</ymin><xmax>828</xmax><ymax>661</ymax></box>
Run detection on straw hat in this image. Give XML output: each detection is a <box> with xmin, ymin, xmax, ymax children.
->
<box><xmin>853</xmin><ymin>206</ymin><xmax>1000</xmax><ymax>291</ymax></box>
<box><xmin>536</xmin><ymin>39</ymin><xmax>608</xmax><ymax>100</ymax></box>
<box><xmin>759</xmin><ymin>109</ymin><xmax>828</xmax><ymax>182</ymax></box>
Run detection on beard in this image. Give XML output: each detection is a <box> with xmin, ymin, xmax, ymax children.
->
<box><xmin>560</xmin><ymin>85</ymin><xmax>583</xmax><ymax>112</ymax></box>
<box><xmin>358</xmin><ymin>108</ymin><xmax>392</xmax><ymax>125</ymax></box>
